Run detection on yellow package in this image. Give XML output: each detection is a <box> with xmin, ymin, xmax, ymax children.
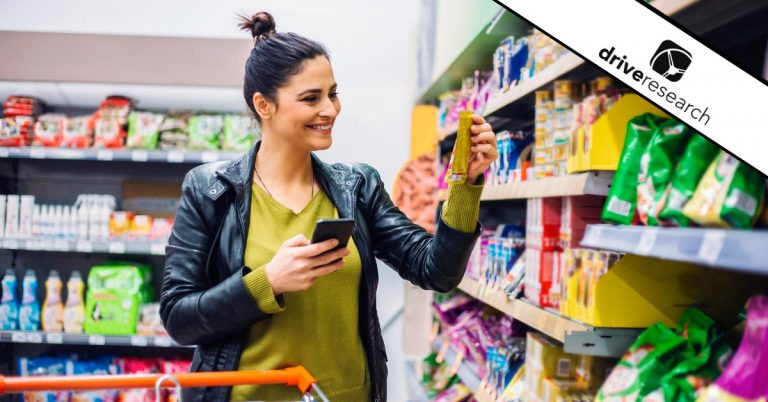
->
<box><xmin>445</xmin><ymin>111</ymin><xmax>474</xmax><ymax>184</ymax></box>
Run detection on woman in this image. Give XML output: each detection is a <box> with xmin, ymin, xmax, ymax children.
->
<box><xmin>160</xmin><ymin>11</ymin><xmax>498</xmax><ymax>402</ymax></box>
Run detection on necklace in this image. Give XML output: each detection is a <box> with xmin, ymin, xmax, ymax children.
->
<box><xmin>254</xmin><ymin>159</ymin><xmax>315</xmax><ymax>201</ymax></box>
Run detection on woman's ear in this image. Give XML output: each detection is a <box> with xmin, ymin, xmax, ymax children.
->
<box><xmin>252</xmin><ymin>93</ymin><xmax>273</xmax><ymax>121</ymax></box>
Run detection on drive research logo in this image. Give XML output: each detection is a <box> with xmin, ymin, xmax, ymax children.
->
<box><xmin>650</xmin><ymin>40</ymin><xmax>692</xmax><ymax>82</ymax></box>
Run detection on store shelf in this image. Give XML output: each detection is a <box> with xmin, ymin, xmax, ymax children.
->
<box><xmin>457</xmin><ymin>276</ymin><xmax>640</xmax><ymax>357</ymax></box>
<box><xmin>0</xmin><ymin>238</ymin><xmax>167</xmax><ymax>256</ymax></box>
<box><xmin>0</xmin><ymin>147</ymin><xmax>243</xmax><ymax>164</ymax></box>
<box><xmin>0</xmin><ymin>330</ymin><xmax>187</xmax><ymax>348</ymax></box>
<box><xmin>405</xmin><ymin>360</ymin><xmax>431</xmax><ymax>402</ymax></box>
<box><xmin>581</xmin><ymin>224</ymin><xmax>768</xmax><ymax>276</ymax></box>
<box><xmin>434</xmin><ymin>338</ymin><xmax>482</xmax><ymax>393</ymax></box>
<box><xmin>438</xmin><ymin>172</ymin><xmax>613</xmax><ymax>202</ymax></box>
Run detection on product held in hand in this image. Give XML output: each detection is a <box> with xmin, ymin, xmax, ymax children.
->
<box><xmin>446</xmin><ymin>111</ymin><xmax>474</xmax><ymax>184</ymax></box>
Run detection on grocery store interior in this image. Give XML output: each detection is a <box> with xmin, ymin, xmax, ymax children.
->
<box><xmin>1</xmin><ymin>0</ymin><xmax>768</xmax><ymax>401</ymax></box>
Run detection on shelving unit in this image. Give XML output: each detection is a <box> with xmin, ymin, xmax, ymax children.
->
<box><xmin>438</xmin><ymin>172</ymin><xmax>613</xmax><ymax>202</ymax></box>
<box><xmin>458</xmin><ymin>276</ymin><xmax>641</xmax><ymax>358</ymax></box>
<box><xmin>0</xmin><ymin>331</ymin><xmax>187</xmax><ymax>349</ymax></box>
<box><xmin>1</xmin><ymin>238</ymin><xmax>167</xmax><ymax>256</ymax></box>
<box><xmin>581</xmin><ymin>224</ymin><xmax>768</xmax><ymax>276</ymax></box>
<box><xmin>0</xmin><ymin>147</ymin><xmax>243</xmax><ymax>164</ymax></box>
<box><xmin>433</xmin><ymin>338</ymin><xmax>482</xmax><ymax>393</ymax></box>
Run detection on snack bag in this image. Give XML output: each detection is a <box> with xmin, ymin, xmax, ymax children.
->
<box><xmin>91</xmin><ymin>96</ymin><xmax>133</xmax><ymax>149</ymax></box>
<box><xmin>126</xmin><ymin>112</ymin><xmax>164</xmax><ymax>149</ymax></box>
<box><xmin>33</xmin><ymin>114</ymin><xmax>66</xmax><ymax>147</ymax></box>
<box><xmin>636</xmin><ymin>119</ymin><xmax>692</xmax><ymax>226</ymax></box>
<box><xmin>61</xmin><ymin>116</ymin><xmax>93</xmax><ymax>148</ymax></box>
<box><xmin>657</xmin><ymin>134</ymin><xmax>721</xmax><ymax>227</ymax></box>
<box><xmin>683</xmin><ymin>151</ymin><xmax>766</xmax><ymax>229</ymax></box>
<box><xmin>596</xmin><ymin>324</ymin><xmax>689</xmax><ymax>401</ymax></box>
<box><xmin>221</xmin><ymin>114</ymin><xmax>259</xmax><ymax>151</ymax></box>
<box><xmin>445</xmin><ymin>111</ymin><xmax>474</xmax><ymax>184</ymax></box>
<box><xmin>696</xmin><ymin>295</ymin><xmax>768</xmax><ymax>402</ymax></box>
<box><xmin>188</xmin><ymin>114</ymin><xmax>223</xmax><ymax>150</ymax></box>
<box><xmin>602</xmin><ymin>114</ymin><xmax>664</xmax><ymax>225</ymax></box>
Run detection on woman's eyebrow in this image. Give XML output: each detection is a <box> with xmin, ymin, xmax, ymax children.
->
<box><xmin>297</xmin><ymin>83</ymin><xmax>338</xmax><ymax>97</ymax></box>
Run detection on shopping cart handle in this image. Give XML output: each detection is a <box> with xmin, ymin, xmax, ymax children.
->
<box><xmin>0</xmin><ymin>366</ymin><xmax>318</xmax><ymax>395</ymax></box>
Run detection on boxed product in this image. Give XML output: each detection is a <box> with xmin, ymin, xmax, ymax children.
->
<box><xmin>524</xmin><ymin>249</ymin><xmax>557</xmax><ymax>308</ymax></box>
<box><xmin>84</xmin><ymin>262</ymin><xmax>152</xmax><ymax>335</ymax></box>
<box><xmin>560</xmin><ymin>196</ymin><xmax>604</xmax><ymax>249</ymax></box>
<box><xmin>525</xmin><ymin>332</ymin><xmax>583</xmax><ymax>402</ymax></box>
<box><xmin>526</xmin><ymin>198</ymin><xmax>563</xmax><ymax>250</ymax></box>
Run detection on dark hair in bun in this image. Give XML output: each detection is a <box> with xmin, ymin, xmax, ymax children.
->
<box><xmin>238</xmin><ymin>11</ymin><xmax>276</xmax><ymax>41</ymax></box>
<box><xmin>238</xmin><ymin>11</ymin><xmax>329</xmax><ymax>121</ymax></box>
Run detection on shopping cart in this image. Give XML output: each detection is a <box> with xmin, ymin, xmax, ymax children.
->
<box><xmin>0</xmin><ymin>366</ymin><xmax>330</xmax><ymax>402</ymax></box>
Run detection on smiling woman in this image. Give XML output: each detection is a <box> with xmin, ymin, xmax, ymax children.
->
<box><xmin>159</xmin><ymin>10</ymin><xmax>498</xmax><ymax>402</ymax></box>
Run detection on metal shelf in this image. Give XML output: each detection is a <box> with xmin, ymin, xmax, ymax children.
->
<box><xmin>0</xmin><ymin>147</ymin><xmax>243</xmax><ymax>164</ymax></box>
<box><xmin>457</xmin><ymin>276</ymin><xmax>640</xmax><ymax>357</ymax></box>
<box><xmin>1</xmin><ymin>238</ymin><xmax>167</xmax><ymax>256</ymax></box>
<box><xmin>581</xmin><ymin>224</ymin><xmax>768</xmax><ymax>276</ymax></box>
<box><xmin>438</xmin><ymin>172</ymin><xmax>613</xmax><ymax>202</ymax></box>
<box><xmin>0</xmin><ymin>330</ymin><xmax>187</xmax><ymax>348</ymax></box>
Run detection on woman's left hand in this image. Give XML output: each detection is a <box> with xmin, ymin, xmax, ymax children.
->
<box><xmin>466</xmin><ymin>114</ymin><xmax>498</xmax><ymax>184</ymax></box>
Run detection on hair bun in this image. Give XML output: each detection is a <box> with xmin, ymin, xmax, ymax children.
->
<box><xmin>239</xmin><ymin>12</ymin><xmax>276</xmax><ymax>40</ymax></box>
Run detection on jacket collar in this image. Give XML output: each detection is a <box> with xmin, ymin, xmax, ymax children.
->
<box><xmin>215</xmin><ymin>140</ymin><xmax>362</xmax><ymax>194</ymax></box>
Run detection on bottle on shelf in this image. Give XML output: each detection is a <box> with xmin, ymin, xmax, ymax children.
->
<box><xmin>63</xmin><ymin>271</ymin><xmax>85</xmax><ymax>334</ymax></box>
<box><xmin>42</xmin><ymin>270</ymin><xmax>64</xmax><ymax>332</ymax></box>
<box><xmin>19</xmin><ymin>269</ymin><xmax>40</xmax><ymax>331</ymax></box>
<box><xmin>0</xmin><ymin>269</ymin><xmax>19</xmax><ymax>330</ymax></box>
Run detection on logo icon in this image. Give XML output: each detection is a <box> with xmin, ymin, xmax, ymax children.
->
<box><xmin>650</xmin><ymin>40</ymin><xmax>692</xmax><ymax>82</ymax></box>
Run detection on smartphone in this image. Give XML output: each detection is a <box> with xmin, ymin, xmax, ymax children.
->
<box><xmin>310</xmin><ymin>218</ymin><xmax>355</xmax><ymax>250</ymax></box>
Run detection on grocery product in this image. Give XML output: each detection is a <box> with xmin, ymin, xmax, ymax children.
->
<box><xmin>657</xmin><ymin>134</ymin><xmax>721</xmax><ymax>227</ymax></box>
<box><xmin>5</xmin><ymin>194</ymin><xmax>19</xmax><ymax>238</ymax></box>
<box><xmin>446</xmin><ymin>111</ymin><xmax>474</xmax><ymax>184</ymax></box>
<box><xmin>41</xmin><ymin>270</ymin><xmax>64</xmax><ymax>332</ymax></box>
<box><xmin>683</xmin><ymin>151</ymin><xmax>766</xmax><ymax>229</ymax></box>
<box><xmin>19</xmin><ymin>269</ymin><xmax>40</xmax><ymax>331</ymax></box>
<box><xmin>33</xmin><ymin>114</ymin><xmax>66</xmax><ymax>147</ymax></box>
<box><xmin>126</xmin><ymin>111</ymin><xmax>164</xmax><ymax>149</ymax></box>
<box><xmin>636</xmin><ymin>119</ymin><xmax>692</xmax><ymax>225</ymax></box>
<box><xmin>601</xmin><ymin>113</ymin><xmax>663</xmax><ymax>224</ymax></box>
<box><xmin>90</xmin><ymin>96</ymin><xmax>134</xmax><ymax>149</ymax></box>
<box><xmin>85</xmin><ymin>263</ymin><xmax>152</xmax><ymax>335</ymax></box>
<box><xmin>61</xmin><ymin>116</ymin><xmax>92</xmax><ymax>148</ymax></box>
<box><xmin>188</xmin><ymin>114</ymin><xmax>223</xmax><ymax>150</ymax></box>
<box><xmin>696</xmin><ymin>295</ymin><xmax>768</xmax><ymax>402</ymax></box>
<box><xmin>0</xmin><ymin>268</ymin><xmax>19</xmax><ymax>330</ymax></box>
<box><xmin>63</xmin><ymin>271</ymin><xmax>86</xmax><ymax>334</ymax></box>
<box><xmin>221</xmin><ymin>114</ymin><xmax>259</xmax><ymax>151</ymax></box>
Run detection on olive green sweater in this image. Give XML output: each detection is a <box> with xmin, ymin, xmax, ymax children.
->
<box><xmin>231</xmin><ymin>180</ymin><xmax>483</xmax><ymax>401</ymax></box>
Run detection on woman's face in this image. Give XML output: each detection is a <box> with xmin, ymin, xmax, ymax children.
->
<box><xmin>265</xmin><ymin>55</ymin><xmax>341</xmax><ymax>152</ymax></box>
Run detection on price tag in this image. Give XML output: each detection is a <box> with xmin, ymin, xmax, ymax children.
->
<box><xmin>154</xmin><ymin>337</ymin><xmax>172</xmax><ymax>347</ymax></box>
<box><xmin>130</xmin><ymin>336</ymin><xmax>148</xmax><ymax>347</ymax></box>
<box><xmin>0</xmin><ymin>148</ymin><xmax>9</xmax><ymax>157</ymax></box>
<box><xmin>131</xmin><ymin>150</ymin><xmax>149</xmax><ymax>162</ymax></box>
<box><xmin>698</xmin><ymin>230</ymin><xmax>726</xmax><ymax>265</ymax></box>
<box><xmin>11</xmin><ymin>332</ymin><xmax>27</xmax><ymax>342</ymax></box>
<box><xmin>46</xmin><ymin>333</ymin><xmax>64</xmax><ymax>344</ymax></box>
<box><xmin>53</xmin><ymin>240</ymin><xmax>70</xmax><ymax>252</ymax></box>
<box><xmin>76</xmin><ymin>241</ymin><xmax>93</xmax><ymax>253</ymax></box>
<box><xmin>88</xmin><ymin>335</ymin><xmax>106</xmax><ymax>345</ymax></box>
<box><xmin>150</xmin><ymin>243</ymin><xmax>166</xmax><ymax>255</ymax></box>
<box><xmin>108</xmin><ymin>242</ymin><xmax>126</xmax><ymax>254</ymax></box>
<box><xmin>96</xmin><ymin>150</ymin><xmax>114</xmax><ymax>161</ymax></box>
<box><xmin>201</xmin><ymin>151</ymin><xmax>219</xmax><ymax>163</ymax></box>
<box><xmin>634</xmin><ymin>228</ymin><xmax>659</xmax><ymax>256</ymax></box>
<box><xmin>29</xmin><ymin>148</ymin><xmax>46</xmax><ymax>159</ymax></box>
<box><xmin>3</xmin><ymin>240</ymin><xmax>19</xmax><ymax>249</ymax></box>
<box><xmin>27</xmin><ymin>332</ymin><xmax>43</xmax><ymax>343</ymax></box>
<box><xmin>166</xmin><ymin>151</ymin><xmax>185</xmax><ymax>163</ymax></box>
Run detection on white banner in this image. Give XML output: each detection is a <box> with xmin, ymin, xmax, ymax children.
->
<box><xmin>495</xmin><ymin>0</ymin><xmax>768</xmax><ymax>175</ymax></box>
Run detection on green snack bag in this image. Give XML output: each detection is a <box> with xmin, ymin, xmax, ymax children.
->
<box><xmin>657</xmin><ymin>134</ymin><xmax>721</xmax><ymax>227</ymax></box>
<box><xmin>602</xmin><ymin>114</ymin><xmax>665</xmax><ymax>224</ymax></box>
<box><xmin>126</xmin><ymin>112</ymin><xmax>164</xmax><ymax>149</ymax></box>
<box><xmin>597</xmin><ymin>323</ymin><xmax>690</xmax><ymax>401</ymax></box>
<box><xmin>221</xmin><ymin>115</ymin><xmax>259</xmax><ymax>151</ymax></box>
<box><xmin>683</xmin><ymin>152</ymin><xmax>766</xmax><ymax>229</ymax></box>
<box><xmin>637</xmin><ymin>119</ymin><xmax>693</xmax><ymax>226</ymax></box>
<box><xmin>188</xmin><ymin>114</ymin><xmax>223</xmax><ymax>150</ymax></box>
<box><xmin>84</xmin><ymin>263</ymin><xmax>152</xmax><ymax>335</ymax></box>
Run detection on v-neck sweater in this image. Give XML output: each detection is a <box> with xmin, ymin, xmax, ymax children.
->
<box><xmin>231</xmin><ymin>180</ymin><xmax>482</xmax><ymax>401</ymax></box>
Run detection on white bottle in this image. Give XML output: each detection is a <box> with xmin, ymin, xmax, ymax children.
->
<box><xmin>89</xmin><ymin>196</ymin><xmax>100</xmax><ymax>240</ymax></box>
<box><xmin>32</xmin><ymin>205</ymin><xmax>41</xmax><ymax>238</ymax></box>
<box><xmin>39</xmin><ymin>205</ymin><xmax>49</xmax><ymax>238</ymax></box>
<box><xmin>54</xmin><ymin>205</ymin><xmax>63</xmax><ymax>239</ymax></box>
<box><xmin>69</xmin><ymin>206</ymin><xmax>78</xmax><ymax>240</ymax></box>
<box><xmin>100</xmin><ymin>204</ymin><xmax>111</xmax><ymax>240</ymax></box>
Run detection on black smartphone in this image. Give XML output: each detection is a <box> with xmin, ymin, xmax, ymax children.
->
<box><xmin>310</xmin><ymin>218</ymin><xmax>355</xmax><ymax>250</ymax></box>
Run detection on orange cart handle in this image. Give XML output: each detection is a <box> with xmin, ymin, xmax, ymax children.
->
<box><xmin>0</xmin><ymin>366</ymin><xmax>316</xmax><ymax>395</ymax></box>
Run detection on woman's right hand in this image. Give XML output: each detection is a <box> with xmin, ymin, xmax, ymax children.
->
<box><xmin>265</xmin><ymin>234</ymin><xmax>350</xmax><ymax>295</ymax></box>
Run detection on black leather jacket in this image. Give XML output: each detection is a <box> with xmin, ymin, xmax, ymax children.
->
<box><xmin>160</xmin><ymin>142</ymin><xmax>480</xmax><ymax>401</ymax></box>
